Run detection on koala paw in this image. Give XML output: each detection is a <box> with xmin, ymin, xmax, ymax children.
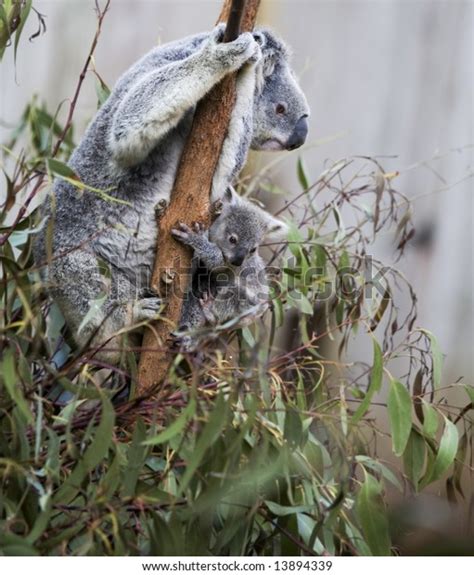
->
<box><xmin>160</xmin><ymin>268</ymin><xmax>176</xmax><ymax>286</ymax></box>
<box><xmin>171</xmin><ymin>222</ymin><xmax>206</xmax><ymax>247</ymax></box>
<box><xmin>208</xmin><ymin>25</ymin><xmax>259</xmax><ymax>72</ymax></box>
<box><xmin>246</xmin><ymin>36</ymin><xmax>263</xmax><ymax>66</ymax></box>
<box><xmin>132</xmin><ymin>296</ymin><xmax>163</xmax><ymax>322</ymax></box>
<box><xmin>171</xmin><ymin>325</ymin><xmax>195</xmax><ymax>353</ymax></box>
<box><xmin>199</xmin><ymin>292</ymin><xmax>217</xmax><ymax>324</ymax></box>
<box><xmin>154</xmin><ymin>198</ymin><xmax>168</xmax><ymax>220</ymax></box>
<box><xmin>210</xmin><ymin>198</ymin><xmax>224</xmax><ymax>221</ymax></box>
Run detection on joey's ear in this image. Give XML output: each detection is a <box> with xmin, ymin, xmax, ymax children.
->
<box><xmin>223</xmin><ymin>186</ymin><xmax>240</xmax><ymax>205</ymax></box>
<box><xmin>264</xmin><ymin>215</ymin><xmax>288</xmax><ymax>239</ymax></box>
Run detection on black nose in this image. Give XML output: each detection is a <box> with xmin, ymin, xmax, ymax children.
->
<box><xmin>286</xmin><ymin>115</ymin><xmax>309</xmax><ymax>150</ymax></box>
<box><xmin>230</xmin><ymin>255</ymin><xmax>245</xmax><ymax>267</ymax></box>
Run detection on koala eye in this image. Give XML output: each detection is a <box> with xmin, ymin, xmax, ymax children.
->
<box><xmin>250</xmin><ymin>247</ymin><xmax>257</xmax><ymax>254</ymax></box>
<box><xmin>275</xmin><ymin>102</ymin><xmax>287</xmax><ymax>115</ymax></box>
<box><xmin>229</xmin><ymin>235</ymin><xmax>238</xmax><ymax>245</ymax></box>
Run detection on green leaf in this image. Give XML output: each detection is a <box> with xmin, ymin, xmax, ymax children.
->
<box><xmin>13</xmin><ymin>0</ymin><xmax>32</xmax><ymax>63</ymax></box>
<box><xmin>351</xmin><ymin>339</ymin><xmax>383</xmax><ymax>424</ymax></box>
<box><xmin>265</xmin><ymin>501</ymin><xmax>313</xmax><ymax>517</ymax></box>
<box><xmin>122</xmin><ymin>418</ymin><xmax>148</xmax><ymax>497</ymax></box>
<box><xmin>53</xmin><ymin>393</ymin><xmax>115</xmax><ymax>505</ymax></box>
<box><xmin>1</xmin><ymin>348</ymin><xmax>34</xmax><ymax>424</ymax></box>
<box><xmin>403</xmin><ymin>429</ymin><xmax>426</xmax><ymax>489</ymax></box>
<box><xmin>387</xmin><ymin>379</ymin><xmax>412</xmax><ymax>456</ymax></box>
<box><xmin>284</xmin><ymin>407</ymin><xmax>304</xmax><ymax>448</ymax></box>
<box><xmin>294</xmin><ymin>293</ymin><xmax>314</xmax><ymax>315</ymax></box>
<box><xmin>46</xmin><ymin>158</ymin><xmax>79</xmax><ymax>180</ymax></box>
<box><xmin>421</xmin><ymin>400</ymin><xmax>439</xmax><ymax>439</ymax></box>
<box><xmin>355</xmin><ymin>472</ymin><xmax>391</xmax><ymax>556</ymax></box>
<box><xmin>241</xmin><ymin>326</ymin><xmax>255</xmax><ymax>347</ymax></box>
<box><xmin>26</xmin><ymin>496</ymin><xmax>52</xmax><ymax>544</ymax></box>
<box><xmin>297</xmin><ymin>157</ymin><xmax>309</xmax><ymax>190</ymax></box>
<box><xmin>286</xmin><ymin>222</ymin><xmax>304</xmax><ymax>258</ymax></box>
<box><xmin>46</xmin><ymin>160</ymin><xmax>128</xmax><ymax>205</ymax></box>
<box><xmin>178</xmin><ymin>394</ymin><xmax>229</xmax><ymax>495</ymax></box>
<box><xmin>421</xmin><ymin>417</ymin><xmax>458</xmax><ymax>486</ymax></box>
<box><xmin>463</xmin><ymin>384</ymin><xmax>474</xmax><ymax>404</ymax></box>
<box><xmin>355</xmin><ymin>456</ymin><xmax>402</xmax><ymax>491</ymax></box>
<box><xmin>143</xmin><ymin>399</ymin><xmax>196</xmax><ymax>446</ymax></box>
<box><xmin>95</xmin><ymin>76</ymin><xmax>111</xmax><ymax>107</ymax></box>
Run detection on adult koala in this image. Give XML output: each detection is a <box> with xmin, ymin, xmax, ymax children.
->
<box><xmin>34</xmin><ymin>24</ymin><xmax>309</xmax><ymax>361</ymax></box>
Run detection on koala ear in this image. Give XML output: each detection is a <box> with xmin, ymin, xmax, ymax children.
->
<box><xmin>223</xmin><ymin>186</ymin><xmax>241</xmax><ymax>205</ymax></box>
<box><xmin>264</xmin><ymin>215</ymin><xmax>288</xmax><ymax>239</ymax></box>
<box><xmin>253</xmin><ymin>31</ymin><xmax>266</xmax><ymax>49</ymax></box>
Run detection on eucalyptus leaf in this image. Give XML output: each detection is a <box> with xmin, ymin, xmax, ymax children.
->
<box><xmin>355</xmin><ymin>472</ymin><xmax>391</xmax><ymax>556</ymax></box>
<box><xmin>387</xmin><ymin>379</ymin><xmax>412</xmax><ymax>456</ymax></box>
<box><xmin>351</xmin><ymin>339</ymin><xmax>383</xmax><ymax>424</ymax></box>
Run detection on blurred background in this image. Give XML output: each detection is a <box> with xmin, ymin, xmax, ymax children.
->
<box><xmin>0</xmin><ymin>0</ymin><xmax>472</xmax><ymax>550</ymax></box>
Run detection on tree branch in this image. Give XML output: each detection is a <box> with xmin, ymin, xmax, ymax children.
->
<box><xmin>137</xmin><ymin>0</ymin><xmax>261</xmax><ymax>395</ymax></box>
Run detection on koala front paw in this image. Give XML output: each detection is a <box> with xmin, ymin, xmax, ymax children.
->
<box><xmin>132</xmin><ymin>296</ymin><xmax>163</xmax><ymax>322</ymax></box>
<box><xmin>171</xmin><ymin>222</ymin><xmax>206</xmax><ymax>247</ymax></box>
<box><xmin>208</xmin><ymin>25</ymin><xmax>259</xmax><ymax>72</ymax></box>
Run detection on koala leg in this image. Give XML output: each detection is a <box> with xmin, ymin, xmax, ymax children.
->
<box><xmin>199</xmin><ymin>292</ymin><xmax>218</xmax><ymax>324</ymax></box>
<box><xmin>110</xmin><ymin>25</ymin><xmax>260</xmax><ymax>168</ymax></box>
<box><xmin>205</xmin><ymin>284</ymin><xmax>268</xmax><ymax>328</ymax></box>
<box><xmin>211</xmin><ymin>59</ymin><xmax>259</xmax><ymax>198</ymax></box>
<box><xmin>48</xmin><ymin>250</ymin><xmax>162</xmax><ymax>363</ymax></box>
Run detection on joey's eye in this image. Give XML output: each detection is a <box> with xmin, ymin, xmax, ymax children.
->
<box><xmin>250</xmin><ymin>247</ymin><xmax>257</xmax><ymax>254</ymax></box>
<box><xmin>229</xmin><ymin>235</ymin><xmax>237</xmax><ymax>245</ymax></box>
<box><xmin>275</xmin><ymin>103</ymin><xmax>287</xmax><ymax>115</ymax></box>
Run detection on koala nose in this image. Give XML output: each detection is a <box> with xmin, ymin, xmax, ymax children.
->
<box><xmin>286</xmin><ymin>115</ymin><xmax>309</xmax><ymax>150</ymax></box>
<box><xmin>230</xmin><ymin>253</ymin><xmax>245</xmax><ymax>267</ymax></box>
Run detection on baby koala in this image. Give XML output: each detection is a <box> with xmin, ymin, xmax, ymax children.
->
<box><xmin>171</xmin><ymin>188</ymin><xmax>286</xmax><ymax>346</ymax></box>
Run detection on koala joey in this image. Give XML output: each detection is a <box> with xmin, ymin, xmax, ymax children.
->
<box><xmin>171</xmin><ymin>188</ymin><xmax>286</xmax><ymax>346</ymax></box>
<box><xmin>33</xmin><ymin>24</ymin><xmax>309</xmax><ymax>362</ymax></box>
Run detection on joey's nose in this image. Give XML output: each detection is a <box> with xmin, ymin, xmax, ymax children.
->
<box><xmin>286</xmin><ymin>115</ymin><xmax>309</xmax><ymax>150</ymax></box>
<box><xmin>230</xmin><ymin>254</ymin><xmax>245</xmax><ymax>267</ymax></box>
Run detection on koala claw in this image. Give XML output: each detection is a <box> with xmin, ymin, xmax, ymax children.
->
<box><xmin>154</xmin><ymin>198</ymin><xmax>168</xmax><ymax>219</ymax></box>
<box><xmin>160</xmin><ymin>268</ymin><xmax>176</xmax><ymax>285</ymax></box>
<box><xmin>133</xmin><ymin>296</ymin><xmax>163</xmax><ymax>322</ymax></box>
<box><xmin>172</xmin><ymin>222</ymin><xmax>206</xmax><ymax>246</ymax></box>
<box><xmin>192</xmin><ymin>221</ymin><xmax>205</xmax><ymax>233</ymax></box>
<box><xmin>171</xmin><ymin>223</ymin><xmax>191</xmax><ymax>242</ymax></box>
<box><xmin>211</xmin><ymin>199</ymin><xmax>223</xmax><ymax>220</ymax></box>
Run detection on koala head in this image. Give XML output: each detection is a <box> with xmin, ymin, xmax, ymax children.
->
<box><xmin>251</xmin><ymin>28</ymin><xmax>310</xmax><ymax>152</ymax></box>
<box><xmin>209</xmin><ymin>188</ymin><xmax>287</xmax><ymax>268</ymax></box>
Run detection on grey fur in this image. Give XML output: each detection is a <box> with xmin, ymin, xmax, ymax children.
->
<box><xmin>33</xmin><ymin>25</ymin><xmax>309</xmax><ymax>361</ymax></box>
<box><xmin>172</xmin><ymin>189</ymin><xmax>286</xmax><ymax>344</ymax></box>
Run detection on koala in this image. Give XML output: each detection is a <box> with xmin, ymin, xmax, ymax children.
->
<box><xmin>171</xmin><ymin>188</ymin><xmax>286</xmax><ymax>346</ymax></box>
<box><xmin>33</xmin><ymin>24</ymin><xmax>309</xmax><ymax>362</ymax></box>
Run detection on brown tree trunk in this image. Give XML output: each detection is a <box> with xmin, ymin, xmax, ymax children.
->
<box><xmin>137</xmin><ymin>0</ymin><xmax>261</xmax><ymax>396</ymax></box>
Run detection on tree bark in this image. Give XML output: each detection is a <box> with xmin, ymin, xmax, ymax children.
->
<box><xmin>137</xmin><ymin>0</ymin><xmax>261</xmax><ymax>396</ymax></box>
